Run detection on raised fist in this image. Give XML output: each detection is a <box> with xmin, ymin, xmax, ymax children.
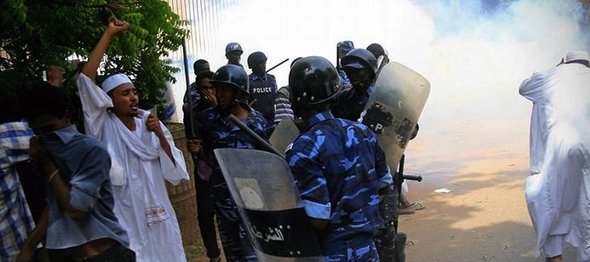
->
<box><xmin>107</xmin><ymin>19</ymin><xmax>129</xmax><ymax>35</ymax></box>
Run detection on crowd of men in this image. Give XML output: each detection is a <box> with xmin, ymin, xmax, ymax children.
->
<box><xmin>0</xmin><ymin>19</ymin><xmax>417</xmax><ymax>262</ymax></box>
<box><xmin>3</xmin><ymin>18</ymin><xmax>587</xmax><ymax>262</ymax></box>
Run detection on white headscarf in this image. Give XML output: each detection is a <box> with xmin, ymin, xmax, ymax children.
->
<box><xmin>101</xmin><ymin>73</ymin><xmax>132</xmax><ymax>93</ymax></box>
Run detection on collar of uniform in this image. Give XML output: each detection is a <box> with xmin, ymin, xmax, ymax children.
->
<box><xmin>307</xmin><ymin>111</ymin><xmax>335</xmax><ymax>128</ymax></box>
<box><xmin>49</xmin><ymin>125</ymin><xmax>78</xmax><ymax>144</ymax></box>
<box><xmin>217</xmin><ymin>102</ymin><xmax>253</xmax><ymax>117</ymax></box>
<box><xmin>250</xmin><ymin>73</ymin><xmax>267</xmax><ymax>81</ymax></box>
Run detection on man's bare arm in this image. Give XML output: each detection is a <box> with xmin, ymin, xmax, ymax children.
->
<box><xmin>82</xmin><ymin>20</ymin><xmax>129</xmax><ymax>82</ymax></box>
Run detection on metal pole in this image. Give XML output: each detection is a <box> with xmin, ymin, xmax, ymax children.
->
<box><xmin>181</xmin><ymin>38</ymin><xmax>196</xmax><ymax>138</ymax></box>
<box><xmin>266</xmin><ymin>58</ymin><xmax>289</xmax><ymax>73</ymax></box>
<box><xmin>228</xmin><ymin>114</ymin><xmax>282</xmax><ymax>156</ymax></box>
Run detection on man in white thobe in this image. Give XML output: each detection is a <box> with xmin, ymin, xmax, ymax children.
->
<box><xmin>76</xmin><ymin>20</ymin><xmax>189</xmax><ymax>262</ymax></box>
<box><xmin>520</xmin><ymin>50</ymin><xmax>590</xmax><ymax>261</ymax></box>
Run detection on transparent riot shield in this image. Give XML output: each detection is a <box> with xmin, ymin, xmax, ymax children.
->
<box><xmin>269</xmin><ymin>120</ymin><xmax>300</xmax><ymax>157</ymax></box>
<box><xmin>360</xmin><ymin>62</ymin><xmax>430</xmax><ymax>171</ymax></box>
<box><xmin>214</xmin><ymin>148</ymin><xmax>323</xmax><ymax>261</ymax></box>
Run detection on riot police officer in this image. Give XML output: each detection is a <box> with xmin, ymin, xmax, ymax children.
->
<box><xmin>332</xmin><ymin>48</ymin><xmax>378</xmax><ymax>121</ymax></box>
<box><xmin>336</xmin><ymin>40</ymin><xmax>355</xmax><ymax>89</ymax></box>
<box><xmin>200</xmin><ymin>64</ymin><xmax>267</xmax><ymax>262</ymax></box>
<box><xmin>286</xmin><ymin>56</ymin><xmax>392</xmax><ymax>261</ymax></box>
<box><xmin>247</xmin><ymin>51</ymin><xmax>278</xmax><ymax>124</ymax></box>
<box><xmin>225</xmin><ymin>42</ymin><xmax>244</xmax><ymax>67</ymax></box>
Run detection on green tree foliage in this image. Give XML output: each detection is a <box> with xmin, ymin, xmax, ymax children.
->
<box><xmin>0</xmin><ymin>0</ymin><xmax>188</xmax><ymax>109</ymax></box>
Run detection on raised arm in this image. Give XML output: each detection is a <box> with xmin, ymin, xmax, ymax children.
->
<box><xmin>82</xmin><ymin>20</ymin><xmax>129</xmax><ymax>81</ymax></box>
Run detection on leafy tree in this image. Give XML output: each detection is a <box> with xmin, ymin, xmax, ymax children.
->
<box><xmin>0</xmin><ymin>0</ymin><xmax>188</xmax><ymax>109</ymax></box>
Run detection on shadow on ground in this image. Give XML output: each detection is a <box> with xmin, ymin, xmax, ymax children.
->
<box><xmin>402</xmin><ymin>168</ymin><xmax>577</xmax><ymax>262</ymax></box>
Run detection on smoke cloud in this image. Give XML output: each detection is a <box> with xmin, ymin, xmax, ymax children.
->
<box><xmin>173</xmin><ymin>0</ymin><xmax>588</xmax><ymax>172</ymax></box>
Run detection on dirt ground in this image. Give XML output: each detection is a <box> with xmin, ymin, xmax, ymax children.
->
<box><xmin>186</xmin><ymin>166</ymin><xmax>577</xmax><ymax>262</ymax></box>
<box><xmin>397</xmin><ymin>122</ymin><xmax>578</xmax><ymax>262</ymax></box>
<box><xmin>186</xmin><ymin>120</ymin><xmax>579</xmax><ymax>261</ymax></box>
<box><xmin>401</xmin><ymin>170</ymin><xmax>576</xmax><ymax>262</ymax></box>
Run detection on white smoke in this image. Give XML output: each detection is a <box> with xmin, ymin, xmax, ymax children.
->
<box><xmin>192</xmin><ymin>0</ymin><xmax>587</xmax><ymax>116</ymax></box>
<box><xmin>174</xmin><ymin>0</ymin><xmax>588</xmax><ymax>171</ymax></box>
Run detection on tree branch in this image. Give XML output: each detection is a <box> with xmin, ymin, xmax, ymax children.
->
<box><xmin>42</xmin><ymin>0</ymin><xmax>141</xmax><ymax>9</ymax></box>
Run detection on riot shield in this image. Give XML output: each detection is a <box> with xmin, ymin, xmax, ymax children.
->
<box><xmin>269</xmin><ymin>120</ymin><xmax>300</xmax><ymax>157</ymax></box>
<box><xmin>361</xmin><ymin>62</ymin><xmax>430</xmax><ymax>172</ymax></box>
<box><xmin>214</xmin><ymin>148</ymin><xmax>322</xmax><ymax>261</ymax></box>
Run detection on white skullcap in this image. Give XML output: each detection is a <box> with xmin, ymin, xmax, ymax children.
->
<box><xmin>565</xmin><ymin>50</ymin><xmax>589</xmax><ymax>63</ymax></box>
<box><xmin>101</xmin><ymin>73</ymin><xmax>132</xmax><ymax>93</ymax></box>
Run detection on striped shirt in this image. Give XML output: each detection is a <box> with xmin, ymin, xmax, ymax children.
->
<box><xmin>0</xmin><ymin>121</ymin><xmax>35</xmax><ymax>261</ymax></box>
<box><xmin>273</xmin><ymin>86</ymin><xmax>294</xmax><ymax>123</ymax></box>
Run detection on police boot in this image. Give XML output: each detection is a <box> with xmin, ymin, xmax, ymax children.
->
<box><xmin>376</xmin><ymin>222</ymin><xmax>396</xmax><ymax>261</ymax></box>
<box><xmin>393</xmin><ymin>232</ymin><xmax>407</xmax><ymax>262</ymax></box>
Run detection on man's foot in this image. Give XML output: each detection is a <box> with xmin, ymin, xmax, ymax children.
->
<box><xmin>210</xmin><ymin>256</ymin><xmax>221</xmax><ymax>262</ymax></box>
<box><xmin>546</xmin><ymin>255</ymin><xmax>562</xmax><ymax>262</ymax></box>
<box><xmin>398</xmin><ymin>205</ymin><xmax>415</xmax><ymax>215</ymax></box>
<box><xmin>410</xmin><ymin>202</ymin><xmax>425</xmax><ymax>210</ymax></box>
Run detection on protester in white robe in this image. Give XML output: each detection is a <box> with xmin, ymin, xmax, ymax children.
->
<box><xmin>76</xmin><ymin>20</ymin><xmax>189</xmax><ymax>262</ymax></box>
<box><xmin>520</xmin><ymin>50</ymin><xmax>590</xmax><ymax>261</ymax></box>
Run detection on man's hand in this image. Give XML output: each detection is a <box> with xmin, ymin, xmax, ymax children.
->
<box><xmin>187</xmin><ymin>139</ymin><xmax>202</xmax><ymax>153</ymax></box>
<box><xmin>83</xmin><ymin>20</ymin><xmax>128</xmax><ymax>80</ymax></box>
<box><xmin>146</xmin><ymin>114</ymin><xmax>164</xmax><ymax>137</ymax></box>
<box><xmin>30</xmin><ymin>136</ymin><xmax>58</xmax><ymax>178</ymax></box>
<box><xmin>147</xmin><ymin>114</ymin><xmax>174</xmax><ymax>163</ymax></box>
<box><xmin>106</xmin><ymin>19</ymin><xmax>129</xmax><ymax>36</ymax></box>
<box><xmin>15</xmin><ymin>248</ymin><xmax>34</xmax><ymax>262</ymax></box>
<box><xmin>29</xmin><ymin>136</ymin><xmax>45</xmax><ymax>158</ymax></box>
<box><xmin>203</xmin><ymin>92</ymin><xmax>217</xmax><ymax>107</ymax></box>
<box><xmin>29</xmin><ymin>136</ymin><xmax>52</xmax><ymax>163</ymax></box>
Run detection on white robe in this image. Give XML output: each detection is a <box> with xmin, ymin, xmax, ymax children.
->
<box><xmin>520</xmin><ymin>63</ymin><xmax>590</xmax><ymax>258</ymax></box>
<box><xmin>77</xmin><ymin>74</ymin><xmax>189</xmax><ymax>262</ymax></box>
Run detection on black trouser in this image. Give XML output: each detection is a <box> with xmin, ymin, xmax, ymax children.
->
<box><xmin>210</xmin><ymin>171</ymin><xmax>257</xmax><ymax>261</ymax></box>
<box><xmin>194</xmin><ymin>166</ymin><xmax>221</xmax><ymax>259</ymax></box>
<box><xmin>375</xmin><ymin>185</ymin><xmax>405</xmax><ymax>262</ymax></box>
<box><xmin>47</xmin><ymin>242</ymin><xmax>135</xmax><ymax>262</ymax></box>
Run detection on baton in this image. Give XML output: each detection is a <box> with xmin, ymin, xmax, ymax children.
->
<box><xmin>228</xmin><ymin>114</ymin><xmax>282</xmax><ymax>156</ymax></box>
<box><xmin>181</xmin><ymin>38</ymin><xmax>196</xmax><ymax>138</ymax></box>
<box><xmin>266</xmin><ymin>58</ymin><xmax>289</xmax><ymax>73</ymax></box>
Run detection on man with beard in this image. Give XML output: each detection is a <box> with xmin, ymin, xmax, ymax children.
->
<box><xmin>76</xmin><ymin>20</ymin><xmax>189</xmax><ymax>262</ymax></box>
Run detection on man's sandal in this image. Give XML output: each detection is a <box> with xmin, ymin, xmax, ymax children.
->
<box><xmin>411</xmin><ymin>202</ymin><xmax>425</xmax><ymax>210</ymax></box>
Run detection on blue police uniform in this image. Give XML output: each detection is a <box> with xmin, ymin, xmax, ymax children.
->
<box><xmin>248</xmin><ymin>73</ymin><xmax>277</xmax><ymax>124</ymax></box>
<box><xmin>201</xmin><ymin>104</ymin><xmax>267</xmax><ymax>262</ymax></box>
<box><xmin>183</xmin><ymin>81</ymin><xmax>201</xmax><ymax>104</ymax></box>
<box><xmin>286</xmin><ymin>111</ymin><xmax>392</xmax><ymax>261</ymax></box>
<box><xmin>331</xmin><ymin>81</ymin><xmax>402</xmax><ymax>260</ymax></box>
<box><xmin>338</xmin><ymin>68</ymin><xmax>353</xmax><ymax>90</ymax></box>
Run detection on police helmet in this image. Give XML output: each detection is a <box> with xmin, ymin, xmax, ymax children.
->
<box><xmin>225</xmin><ymin>42</ymin><xmax>243</xmax><ymax>55</ymax></box>
<box><xmin>289</xmin><ymin>56</ymin><xmax>341</xmax><ymax>111</ymax></box>
<box><xmin>366</xmin><ymin>43</ymin><xmax>388</xmax><ymax>58</ymax></box>
<box><xmin>247</xmin><ymin>51</ymin><xmax>267</xmax><ymax>69</ymax></box>
<box><xmin>341</xmin><ymin>48</ymin><xmax>378</xmax><ymax>78</ymax></box>
<box><xmin>211</xmin><ymin>64</ymin><xmax>249</xmax><ymax>95</ymax></box>
<box><xmin>337</xmin><ymin>40</ymin><xmax>355</xmax><ymax>54</ymax></box>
